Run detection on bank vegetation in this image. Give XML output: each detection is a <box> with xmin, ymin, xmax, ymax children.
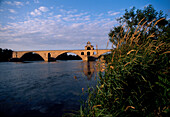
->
<box><xmin>79</xmin><ymin>5</ymin><xmax>169</xmax><ymax>117</ymax></box>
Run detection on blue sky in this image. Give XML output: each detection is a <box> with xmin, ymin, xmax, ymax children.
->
<box><xmin>0</xmin><ymin>0</ymin><xmax>169</xmax><ymax>51</ymax></box>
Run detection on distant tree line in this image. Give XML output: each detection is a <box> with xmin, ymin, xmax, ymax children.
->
<box><xmin>0</xmin><ymin>48</ymin><xmax>13</xmax><ymax>62</ymax></box>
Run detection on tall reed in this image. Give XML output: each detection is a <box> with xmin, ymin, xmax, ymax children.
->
<box><xmin>80</xmin><ymin>18</ymin><xmax>169</xmax><ymax>116</ymax></box>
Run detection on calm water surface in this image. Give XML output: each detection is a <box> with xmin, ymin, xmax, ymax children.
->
<box><xmin>0</xmin><ymin>60</ymin><xmax>97</xmax><ymax>117</ymax></box>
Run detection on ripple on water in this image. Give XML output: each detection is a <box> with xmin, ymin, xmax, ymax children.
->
<box><xmin>0</xmin><ymin>61</ymin><xmax>97</xmax><ymax>116</ymax></box>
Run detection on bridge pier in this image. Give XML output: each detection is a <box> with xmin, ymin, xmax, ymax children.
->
<box><xmin>82</xmin><ymin>56</ymin><xmax>88</xmax><ymax>61</ymax></box>
<box><xmin>44</xmin><ymin>58</ymin><xmax>49</xmax><ymax>62</ymax></box>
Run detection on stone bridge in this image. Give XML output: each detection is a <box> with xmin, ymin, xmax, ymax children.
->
<box><xmin>12</xmin><ymin>41</ymin><xmax>111</xmax><ymax>61</ymax></box>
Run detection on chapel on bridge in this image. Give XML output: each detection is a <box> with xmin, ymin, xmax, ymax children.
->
<box><xmin>85</xmin><ymin>41</ymin><xmax>94</xmax><ymax>50</ymax></box>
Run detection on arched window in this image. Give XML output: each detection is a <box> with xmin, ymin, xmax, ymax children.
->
<box><xmin>87</xmin><ymin>52</ymin><xmax>90</xmax><ymax>56</ymax></box>
<box><xmin>81</xmin><ymin>52</ymin><xmax>84</xmax><ymax>55</ymax></box>
<box><xmin>87</xmin><ymin>47</ymin><xmax>91</xmax><ymax>50</ymax></box>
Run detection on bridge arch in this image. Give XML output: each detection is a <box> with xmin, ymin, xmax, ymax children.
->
<box><xmin>97</xmin><ymin>51</ymin><xmax>111</xmax><ymax>59</ymax></box>
<box><xmin>20</xmin><ymin>52</ymin><xmax>45</xmax><ymax>61</ymax></box>
<box><xmin>87</xmin><ymin>51</ymin><xmax>90</xmax><ymax>56</ymax></box>
<box><xmin>55</xmin><ymin>51</ymin><xmax>83</xmax><ymax>60</ymax></box>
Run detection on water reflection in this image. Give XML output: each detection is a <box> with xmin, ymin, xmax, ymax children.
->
<box><xmin>81</xmin><ymin>61</ymin><xmax>96</xmax><ymax>80</ymax></box>
<box><xmin>0</xmin><ymin>61</ymin><xmax>97</xmax><ymax>116</ymax></box>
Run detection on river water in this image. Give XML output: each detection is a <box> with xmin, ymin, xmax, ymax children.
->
<box><xmin>0</xmin><ymin>60</ymin><xmax>97</xmax><ymax>117</ymax></box>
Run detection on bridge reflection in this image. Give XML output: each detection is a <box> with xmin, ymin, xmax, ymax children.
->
<box><xmin>81</xmin><ymin>61</ymin><xmax>96</xmax><ymax>80</ymax></box>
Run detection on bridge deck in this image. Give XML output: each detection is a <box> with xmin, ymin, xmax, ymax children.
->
<box><xmin>14</xmin><ymin>49</ymin><xmax>110</xmax><ymax>52</ymax></box>
<box><xmin>12</xmin><ymin>49</ymin><xmax>111</xmax><ymax>61</ymax></box>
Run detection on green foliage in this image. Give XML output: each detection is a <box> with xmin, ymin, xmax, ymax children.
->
<box><xmin>109</xmin><ymin>5</ymin><xmax>169</xmax><ymax>45</ymax></box>
<box><xmin>79</xmin><ymin>5</ymin><xmax>170</xmax><ymax>116</ymax></box>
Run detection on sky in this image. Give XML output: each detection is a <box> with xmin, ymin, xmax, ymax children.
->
<box><xmin>0</xmin><ymin>0</ymin><xmax>169</xmax><ymax>51</ymax></box>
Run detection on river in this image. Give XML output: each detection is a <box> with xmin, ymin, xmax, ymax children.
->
<box><xmin>0</xmin><ymin>60</ymin><xmax>97</xmax><ymax>117</ymax></box>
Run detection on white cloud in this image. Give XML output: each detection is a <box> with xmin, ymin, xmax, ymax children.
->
<box><xmin>30</xmin><ymin>6</ymin><xmax>48</xmax><ymax>16</ymax></box>
<box><xmin>14</xmin><ymin>1</ymin><xmax>23</xmax><ymax>6</ymax></box>
<box><xmin>5</xmin><ymin>1</ymin><xmax>23</xmax><ymax>6</ymax></box>
<box><xmin>30</xmin><ymin>9</ymin><xmax>41</xmax><ymax>16</ymax></box>
<box><xmin>0</xmin><ymin>9</ymin><xmax>4</xmax><ymax>12</ymax></box>
<box><xmin>67</xmin><ymin>9</ymin><xmax>77</xmax><ymax>14</ymax></box>
<box><xmin>55</xmin><ymin>15</ymin><xmax>62</xmax><ymax>18</ymax></box>
<box><xmin>38</xmin><ymin>6</ymin><xmax>49</xmax><ymax>12</ymax></box>
<box><xmin>84</xmin><ymin>15</ymin><xmax>90</xmax><ymax>20</ymax></box>
<box><xmin>59</xmin><ymin>9</ymin><xmax>66</xmax><ymax>13</ymax></box>
<box><xmin>0</xmin><ymin>17</ymin><xmax>116</xmax><ymax>50</ymax></box>
<box><xmin>61</xmin><ymin>12</ymin><xmax>90</xmax><ymax>21</ymax></box>
<box><xmin>108</xmin><ymin>11</ymin><xmax>120</xmax><ymax>16</ymax></box>
<box><xmin>8</xmin><ymin>9</ymin><xmax>17</xmax><ymax>14</ymax></box>
<box><xmin>0</xmin><ymin>9</ymin><xmax>118</xmax><ymax>50</ymax></box>
<box><xmin>71</xmin><ymin>23</ymin><xmax>84</xmax><ymax>28</ymax></box>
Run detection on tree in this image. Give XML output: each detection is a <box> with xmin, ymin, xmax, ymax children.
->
<box><xmin>0</xmin><ymin>48</ymin><xmax>13</xmax><ymax>62</ymax></box>
<box><xmin>109</xmin><ymin>5</ymin><xmax>170</xmax><ymax>46</ymax></box>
